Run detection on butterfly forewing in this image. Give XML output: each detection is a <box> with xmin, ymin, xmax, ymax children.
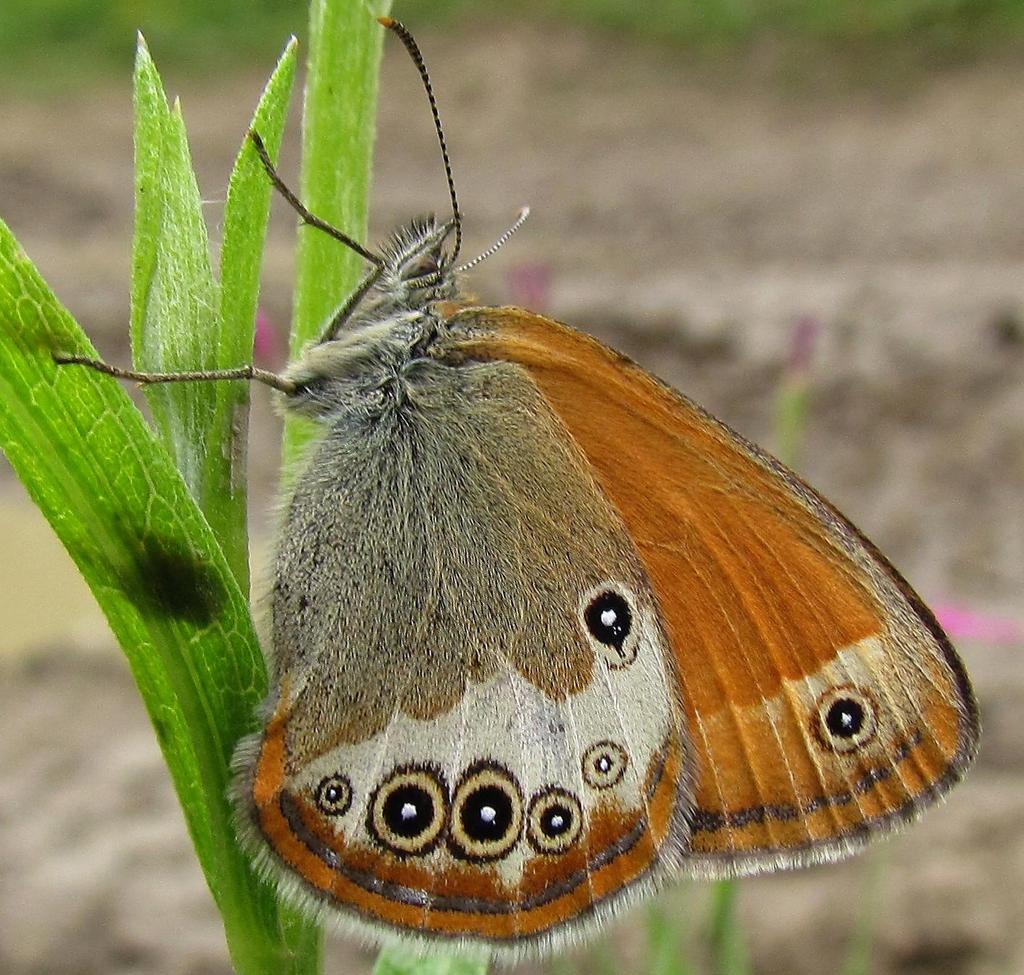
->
<box><xmin>448</xmin><ymin>305</ymin><xmax>979</xmax><ymax>873</ymax></box>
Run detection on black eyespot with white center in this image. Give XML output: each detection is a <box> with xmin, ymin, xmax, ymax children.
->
<box><xmin>827</xmin><ymin>698</ymin><xmax>865</xmax><ymax>737</ymax></box>
<box><xmin>582</xmin><ymin>740</ymin><xmax>629</xmax><ymax>790</ymax></box>
<box><xmin>586</xmin><ymin>591</ymin><xmax>632</xmax><ymax>647</ymax></box>
<box><xmin>580</xmin><ymin>583</ymin><xmax>640</xmax><ymax>667</ymax></box>
<box><xmin>462</xmin><ymin>786</ymin><xmax>513</xmax><ymax>841</ymax></box>
<box><xmin>527</xmin><ymin>787</ymin><xmax>583</xmax><ymax>855</ymax></box>
<box><xmin>314</xmin><ymin>773</ymin><xmax>352</xmax><ymax>817</ymax></box>
<box><xmin>449</xmin><ymin>762</ymin><xmax>523</xmax><ymax>862</ymax></box>
<box><xmin>368</xmin><ymin>765</ymin><xmax>447</xmax><ymax>856</ymax></box>
<box><xmin>813</xmin><ymin>685</ymin><xmax>878</xmax><ymax>753</ymax></box>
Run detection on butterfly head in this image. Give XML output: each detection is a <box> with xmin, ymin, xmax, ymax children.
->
<box><xmin>359</xmin><ymin>215</ymin><xmax>460</xmax><ymax>321</ymax></box>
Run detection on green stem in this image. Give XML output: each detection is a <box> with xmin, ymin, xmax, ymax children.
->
<box><xmin>842</xmin><ymin>850</ymin><xmax>889</xmax><ymax>975</ymax></box>
<box><xmin>286</xmin><ymin>0</ymin><xmax>392</xmax><ymax>469</ymax></box>
<box><xmin>708</xmin><ymin>880</ymin><xmax>751</xmax><ymax>975</ymax></box>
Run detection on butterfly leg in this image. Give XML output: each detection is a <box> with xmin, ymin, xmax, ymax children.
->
<box><xmin>52</xmin><ymin>353</ymin><xmax>296</xmax><ymax>394</ymax></box>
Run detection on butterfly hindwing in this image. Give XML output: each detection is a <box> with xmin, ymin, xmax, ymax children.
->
<box><xmin>236</xmin><ymin>348</ymin><xmax>692</xmax><ymax>951</ymax></box>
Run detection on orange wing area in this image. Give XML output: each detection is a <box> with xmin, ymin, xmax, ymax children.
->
<box><xmin>448</xmin><ymin>307</ymin><xmax>978</xmax><ymax>868</ymax></box>
<box><xmin>248</xmin><ymin>703</ymin><xmax>684</xmax><ymax>941</ymax></box>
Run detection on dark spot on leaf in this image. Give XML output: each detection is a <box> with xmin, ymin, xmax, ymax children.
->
<box><xmin>151</xmin><ymin>713</ymin><xmax>171</xmax><ymax>748</ymax></box>
<box><xmin>128</xmin><ymin>535</ymin><xmax>226</xmax><ymax>625</ymax></box>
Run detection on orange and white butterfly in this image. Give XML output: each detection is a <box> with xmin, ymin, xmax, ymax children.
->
<box><xmin>59</xmin><ymin>16</ymin><xmax>979</xmax><ymax>960</ymax></box>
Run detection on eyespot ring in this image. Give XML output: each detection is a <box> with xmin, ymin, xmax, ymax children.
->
<box><xmin>527</xmin><ymin>787</ymin><xmax>583</xmax><ymax>855</ymax></box>
<box><xmin>579</xmin><ymin>582</ymin><xmax>639</xmax><ymax>668</ymax></box>
<box><xmin>812</xmin><ymin>685</ymin><xmax>879</xmax><ymax>754</ymax></box>
<box><xmin>582</xmin><ymin>740</ymin><xmax>629</xmax><ymax>790</ymax></box>
<box><xmin>449</xmin><ymin>762</ymin><xmax>523</xmax><ymax>863</ymax></box>
<box><xmin>314</xmin><ymin>773</ymin><xmax>353</xmax><ymax>817</ymax></box>
<box><xmin>367</xmin><ymin>764</ymin><xmax>447</xmax><ymax>856</ymax></box>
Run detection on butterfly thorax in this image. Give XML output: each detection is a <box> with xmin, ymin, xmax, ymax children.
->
<box><xmin>280</xmin><ymin>216</ymin><xmax>464</xmax><ymax>420</ymax></box>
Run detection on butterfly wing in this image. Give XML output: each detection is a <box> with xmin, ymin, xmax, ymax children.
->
<box><xmin>235</xmin><ymin>355</ymin><xmax>693</xmax><ymax>952</ymax></box>
<box><xmin>446</xmin><ymin>305</ymin><xmax>979</xmax><ymax>875</ymax></box>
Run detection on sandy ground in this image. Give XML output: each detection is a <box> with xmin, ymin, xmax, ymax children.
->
<box><xmin>1</xmin><ymin>21</ymin><xmax>1023</xmax><ymax>975</ymax></box>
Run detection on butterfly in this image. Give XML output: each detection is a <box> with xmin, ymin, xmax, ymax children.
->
<box><xmin>57</xmin><ymin>15</ymin><xmax>978</xmax><ymax>960</ymax></box>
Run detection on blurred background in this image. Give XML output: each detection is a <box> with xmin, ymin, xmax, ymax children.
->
<box><xmin>2</xmin><ymin>1</ymin><xmax>1023</xmax><ymax>973</ymax></box>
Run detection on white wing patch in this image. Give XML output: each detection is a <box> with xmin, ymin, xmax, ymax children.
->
<box><xmin>286</xmin><ymin>581</ymin><xmax>680</xmax><ymax>886</ymax></box>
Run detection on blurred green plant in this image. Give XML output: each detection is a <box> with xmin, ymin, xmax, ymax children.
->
<box><xmin>373</xmin><ymin>949</ymin><xmax>490</xmax><ymax>975</ymax></box>
<box><xmin>3</xmin><ymin>0</ymin><xmax>1024</xmax><ymax>89</ymax></box>
<box><xmin>646</xmin><ymin>891</ymin><xmax>696</xmax><ymax>975</ymax></box>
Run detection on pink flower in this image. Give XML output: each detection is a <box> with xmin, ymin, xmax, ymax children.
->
<box><xmin>934</xmin><ymin>603</ymin><xmax>1023</xmax><ymax>645</ymax></box>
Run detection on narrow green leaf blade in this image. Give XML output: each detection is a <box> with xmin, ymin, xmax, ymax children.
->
<box><xmin>219</xmin><ymin>35</ymin><xmax>297</xmax><ymax>374</ymax></box>
<box><xmin>131</xmin><ymin>38</ymin><xmax>249</xmax><ymax>580</ymax></box>
<box><xmin>0</xmin><ymin>221</ymin><xmax>315</xmax><ymax>974</ymax></box>
<box><xmin>216</xmin><ymin>37</ymin><xmax>324</xmax><ymax>966</ymax></box>
<box><xmin>130</xmin><ymin>34</ymin><xmax>167</xmax><ymax>350</ymax></box>
<box><xmin>216</xmin><ymin>35</ymin><xmax>299</xmax><ymax>588</ymax></box>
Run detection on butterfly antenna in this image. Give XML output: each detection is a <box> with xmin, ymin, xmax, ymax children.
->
<box><xmin>378</xmin><ymin>16</ymin><xmax>463</xmax><ymax>262</ymax></box>
<box><xmin>456</xmin><ymin>207</ymin><xmax>531</xmax><ymax>273</ymax></box>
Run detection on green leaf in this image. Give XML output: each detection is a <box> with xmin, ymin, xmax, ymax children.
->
<box><xmin>130</xmin><ymin>35</ymin><xmax>244</xmax><ymax>579</ymax></box>
<box><xmin>216</xmin><ymin>35</ymin><xmax>299</xmax><ymax>589</ymax></box>
<box><xmin>286</xmin><ymin>0</ymin><xmax>391</xmax><ymax>468</ymax></box>
<box><xmin>217</xmin><ymin>36</ymin><xmax>324</xmax><ymax>965</ymax></box>
<box><xmin>372</xmin><ymin>947</ymin><xmax>490</xmax><ymax>975</ymax></box>
<box><xmin>220</xmin><ymin>36</ymin><xmax>297</xmax><ymax>376</ymax></box>
<box><xmin>0</xmin><ymin>219</ymin><xmax>316</xmax><ymax>973</ymax></box>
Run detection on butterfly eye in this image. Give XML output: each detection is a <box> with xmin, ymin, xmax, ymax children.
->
<box><xmin>449</xmin><ymin>763</ymin><xmax>523</xmax><ymax>862</ymax></box>
<box><xmin>582</xmin><ymin>740</ymin><xmax>629</xmax><ymax>790</ymax></box>
<box><xmin>314</xmin><ymin>773</ymin><xmax>353</xmax><ymax>816</ymax></box>
<box><xmin>581</xmin><ymin>584</ymin><xmax>639</xmax><ymax>667</ymax></box>
<box><xmin>410</xmin><ymin>255</ymin><xmax>439</xmax><ymax>278</ymax></box>
<box><xmin>527</xmin><ymin>787</ymin><xmax>583</xmax><ymax>855</ymax></box>
<box><xmin>813</xmin><ymin>686</ymin><xmax>879</xmax><ymax>753</ymax></box>
<box><xmin>368</xmin><ymin>765</ymin><xmax>448</xmax><ymax>856</ymax></box>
